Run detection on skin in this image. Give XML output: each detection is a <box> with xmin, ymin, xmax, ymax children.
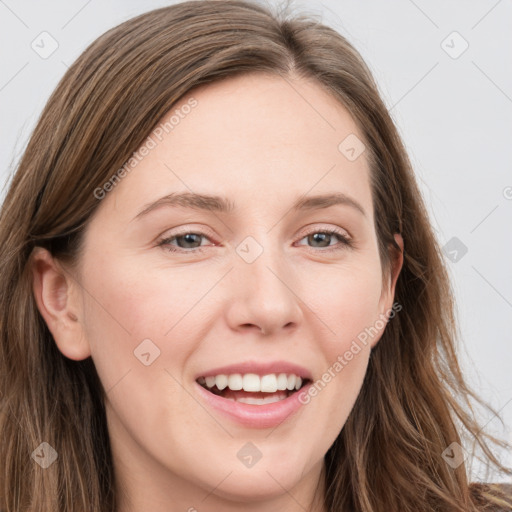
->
<box><xmin>32</xmin><ymin>72</ymin><xmax>403</xmax><ymax>512</ymax></box>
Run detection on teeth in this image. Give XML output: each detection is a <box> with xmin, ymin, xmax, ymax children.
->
<box><xmin>215</xmin><ymin>374</ymin><xmax>228</xmax><ymax>390</ymax></box>
<box><xmin>199</xmin><ymin>372</ymin><xmax>305</xmax><ymax>393</ymax></box>
<box><xmin>236</xmin><ymin>392</ymin><xmax>287</xmax><ymax>405</ymax></box>
<box><xmin>260</xmin><ymin>374</ymin><xmax>277</xmax><ymax>393</ymax></box>
<box><xmin>243</xmin><ymin>373</ymin><xmax>260</xmax><ymax>392</ymax></box>
<box><xmin>276</xmin><ymin>373</ymin><xmax>288</xmax><ymax>390</ymax></box>
<box><xmin>228</xmin><ymin>374</ymin><xmax>243</xmax><ymax>391</ymax></box>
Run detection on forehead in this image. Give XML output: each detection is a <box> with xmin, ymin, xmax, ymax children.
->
<box><xmin>94</xmin><ymin>72</ymin><xmax>373</xmax><ymax>222</ymax></box>
<box><xmin>169</xmin><ymin>72</ymin><xmax>367</xmax><ymax>165</ymax></box>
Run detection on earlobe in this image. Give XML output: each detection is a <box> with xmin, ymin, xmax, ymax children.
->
<box><xmin>31</xmin><ymin>247</ymin><xmax>91</xmax><ymax>361</ymax></box>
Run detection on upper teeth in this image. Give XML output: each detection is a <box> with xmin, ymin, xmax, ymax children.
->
<box><xmin>198</xmin><ymin>373</ymin><xmax>303</xmax><ymax>392</ymax></box>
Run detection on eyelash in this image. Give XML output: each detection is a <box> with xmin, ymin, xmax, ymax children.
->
<box><xmin>157</xmin><ymin>227</ymin><xmax>353</xmax><ymax>254</ymax></box>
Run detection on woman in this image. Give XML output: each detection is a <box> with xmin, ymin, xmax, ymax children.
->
<box><xmin>0</xmin><ymin>1</ymin><xmax>510</xmax><ymax>511</ymax></box>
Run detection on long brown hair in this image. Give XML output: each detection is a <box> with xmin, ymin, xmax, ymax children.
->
<box><xmin>1</xmin><ymin>1</ymin><xmax>511</xmax><ymax>510</ymax></box>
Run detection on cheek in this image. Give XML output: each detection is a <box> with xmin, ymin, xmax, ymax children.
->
<box><xmin>79</xmin><ymin>255</ymin><xmax>202</xmax><ymax>455</ymax></box>
<box><xmin>79</xmin><ymin>251</ymin><xmax>196</xmax><ymax>394</ymax></box>
<box><xmin>301</xmin><ymin>255</ymin><xmax>384</xmax><ymax>346</ymax></box>
<box><xmin>81</xmin><ymin>249</ymin><xmax>199</xmax><ymax>343</ymax></box>
<box><xmin>294</xmin><ymin>256</ymin><xmax>383</xmax><ymax>433</ymax></box>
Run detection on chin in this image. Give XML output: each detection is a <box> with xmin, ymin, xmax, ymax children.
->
<box><xmin>203</xmin><ymin>470</ymin><xmax>303</xmax><ymax>502</ymax></box>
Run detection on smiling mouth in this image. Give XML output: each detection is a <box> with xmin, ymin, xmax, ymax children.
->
<box><xmin>197</xmin><ymin>373</ymin><xmax>310</xmax><ymax>405</ymax></box>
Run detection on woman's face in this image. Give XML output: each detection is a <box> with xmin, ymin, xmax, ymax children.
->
<box><xmin>42</xmin><ymin>73</ymin><xmax>402</xmax><ymax>509</ymax></box>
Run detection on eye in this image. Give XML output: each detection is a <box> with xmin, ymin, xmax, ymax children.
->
<box><xmin>157</xmin><ymin>227</ymin><xmax>353</xmax><ymax>255</ymax></box>
<box><xmin>296</xmin><ymin>228</ymin><xmax>353</xmax><ymax>253</ymax></box>
<box><xmin>158</xmin><ymin>231</ymin><xmax>213</xmax><ymax>253</ymax></box>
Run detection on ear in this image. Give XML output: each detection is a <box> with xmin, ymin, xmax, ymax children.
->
<box><xmin>372</xmin><ymin>233</ymin><xmax>404</xmax><ymax>349</ymax></box>
<box><xmin>30</xmin><ymin>247</ymin><xmax>91</xmax><ymax>361</ymax></box>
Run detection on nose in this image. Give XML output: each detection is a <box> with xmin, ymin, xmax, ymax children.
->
<box><xmin>224</xmin><ymin>238</ymin><xmax>304</xmax><ymax>337</ymax></box>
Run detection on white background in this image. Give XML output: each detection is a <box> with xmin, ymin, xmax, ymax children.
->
<box><xmin>1</xmin><ymin>0</ymin><xmax>511</xmax><ymax>483</ymax></box>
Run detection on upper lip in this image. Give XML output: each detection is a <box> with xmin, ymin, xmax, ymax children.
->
<box><xmin>195</xmin><ymin>360</ymin><xmax>313</xmax><ymax>381</ymax></box>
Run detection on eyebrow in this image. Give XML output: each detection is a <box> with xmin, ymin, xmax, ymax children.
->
<box><xmin>133</xmin><ymin>191</ymin><xmax>366</xmax><ymax>220</ymax></box>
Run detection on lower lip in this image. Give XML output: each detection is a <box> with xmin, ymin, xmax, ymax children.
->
<box><xmin>195</xmin><ymin>382</ymin><xmax>311</xmax><ymax>429</ymax></box>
